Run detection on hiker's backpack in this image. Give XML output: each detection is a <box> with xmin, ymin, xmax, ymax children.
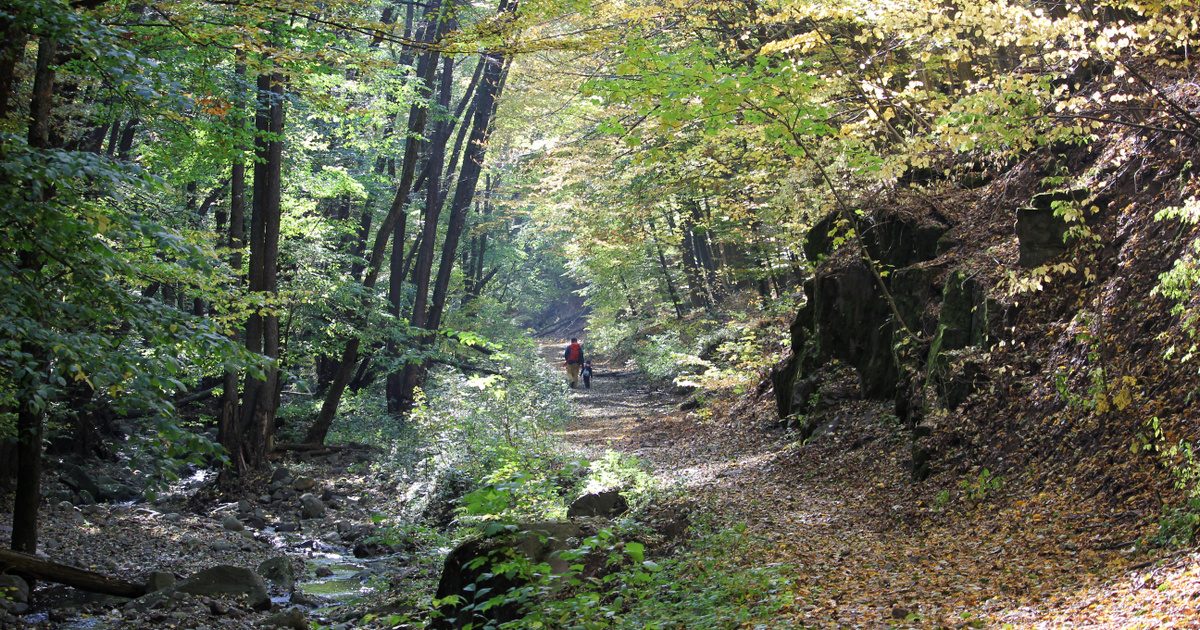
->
<box><xmin>566</xmin><ymin>343</ymin><xmax>582</xmax><ymax>362</ymax></box>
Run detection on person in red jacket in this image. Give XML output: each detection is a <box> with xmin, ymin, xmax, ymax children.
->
<box><xmin>563</xmin><ymin>338</ymin><xmax>584</xmax><ymax>388</ymax></box>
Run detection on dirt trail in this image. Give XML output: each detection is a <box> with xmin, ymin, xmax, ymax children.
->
<box><xmin>539</xmin><ymin>341</ymin><xmax>1168</xmax><ymax>627</ymax></box>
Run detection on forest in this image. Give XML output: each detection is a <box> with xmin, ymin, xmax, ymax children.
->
<box><xmin>2</xmin><ymin>0</ymin><xmax>1200</xmax><ymax>627</ymax></box>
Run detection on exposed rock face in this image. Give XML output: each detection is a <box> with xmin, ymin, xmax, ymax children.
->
<box><xmin>567</xmin><ymin>490</ymin><xmax>629</xmax><ymax>519</ymax></box>
<box><xmin>1015</xmin><ymin>188</ymin><xmax>1089</xmax><ymax>267</ymax></box>
<box><xmin>860</xmin><ymin>213</ymin><xmax>947</xmax><ymax>269</ymax></box>
<box><xmin>433</xmin><ymin>522</ymin><xmax>583</xmax><ymax>629</ymax></box>
<box><xmin>812</xmin><ymin>262</ymin><xmax>898</xmax><ymax>399</ymax></box>
<box><xmin>776</xmin><ymin>206</ymin><xmax>1015</xmax><ymax>476</ymax></box>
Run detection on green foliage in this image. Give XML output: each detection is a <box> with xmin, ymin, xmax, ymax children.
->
<box><xmin>959</xmin><ymin>468</ymin><xmax>1003</xmax><ymax>504</ymax></box>
<box><xmin>520</xmin><ymin>523</ymin><xmax>801</xmax><ymax>628</ymax></box>
<box><xmin>632</xmin><ymin>331</ymin><xmax>694</xmax><ymax>381</ymax></box>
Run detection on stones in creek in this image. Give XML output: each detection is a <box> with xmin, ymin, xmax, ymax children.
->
<box><xmin>299</xmin><ymin>493</ymin><xmax>326</xmax><ymax>519</ymax></box>
<box><xmin>222</xmin><ymin>515</ymin><xmax>244</xmax><ymax>532</ymax></box>
<box><xmin>145</xmin><ymin>571</ymin><xmax>176</xmax><ymax>592</ymax></box>
<box><xmin>270</xmin><ymin>467</ymin><xmax>292</xmax><ymax>484</ymax></box>
<box><xmin>292</xmin><ymin>477</ymin><xmax>317</xmax><ymax>491</ymax></box>
<box><xmin>172</xmin><ymin>565</ymin><xmax>270</xmax><ymax>610</ymax></box>
<box><xmin>567</xmin><ymin>490</ymin><xmax>629</xmax><ymax>519</ymax></box>
<box><xmin>262</xmin><ymin>607</ymin><xmax>308</xmax><ymax>629</ymax></box>
<box><xmin>133</xmin><ymin>565</ymin><xmax>270</xmax><ymax>611</ymax></box>
<box><xmin>352</xmin><ymin>541</ymin><xmax>392</xmax><ymax>559</ymax></box>
<box><xmin>257</xmin><ymin>557</ymin><xmax>295</xmax><ymax>592</ymax></box>
<box><xmin>59</xmin><ymin>462</ymin><xmax>101</xmax><ymax>502</ymax></box>
<box><xmin>435</xmin><ymin>522</ymin><xmax>583</xmax><ymax>629</ymax></box>
<box><xmin>0</xmin><ymin>575</ymin><xmax>30</xmax><ymax>614</ymax></box>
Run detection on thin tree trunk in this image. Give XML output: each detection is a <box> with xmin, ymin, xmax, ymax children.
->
<box><xmin>0</xmin><ymin>18</ymin><xmax>26</xmax><ymax>119</ymax></box>
<box><xmin>306</xmin><ymin>1</ymin><xmax>450</xmax><ymax>445</ymax></box>
<box><xmin>115</xmin><ymin>117</ymin><xmax>139</xmax><ymax>160</ymax></box>
<box><xmin>647</xmin><ymin>220</ymin><xmax>684</xmax><ymax>320</ymax></box>
<box><xmin>218</xmin><ymin>62</ymin><xmax>248</xmax><ymax>468</ymax></box>
<box><xmin>393</xmin><ymin>11</ymin><xmax>516</xmax><ymax>411</ymax></box>
<box><xmin>673</xmin><ymin>205</ymin><xmax>709</xmax><ymax>308</ymax></box>
<box><xmin>12</xmin><ymin>35</ymin><xmax>58</xmax><ymax>557</ymax></box>
<box><xmin>390</xmin><ymin>53</ymin><xmax>456</xmax><ymax>413</ymax></box>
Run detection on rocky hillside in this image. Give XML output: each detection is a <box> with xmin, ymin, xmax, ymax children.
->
<box><xmin>771</xmin><ymin>71</ymin><xmax>1200</xmax><ymax>531</ymax></box>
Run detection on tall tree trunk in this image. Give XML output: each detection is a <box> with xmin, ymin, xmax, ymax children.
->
<box><xmin>389</xmin><ymin>53</ymin><xmax>456</xmax><ymax>413</ymax></box>
<box><xmin>306</xmin><ymin>1</ymin><xmax>450</xmax><ymax>445</ymax></box>
<box><xmin>393</xmin><ymin>8</ymin><xmax>517</xmax><ymax>412</ymax></box>
<box><xmin>237</xmin><ymin>69</ymin><xmax>284</xmax><ymax>471</ymax></box>
<box><xmin>115</xmin><ymin>117</ymin><xmax>139</xmax><ymax>160</ymax></box>
<box><xmin>0</xmin><ymin>18</ymin><xmax>26</xmax><ymax>119</ymax></box>
<box><xmin>12</xmin><ymin>35</ymin><xmax>58</xmax><ymax>556</ymax></box>
<box><xmin>646</xmin><ymin>220</ymin><xmax>684</xmax><ymax>320</ymax></box>
<box><xmin>672</xmin><ymin>205</ymin><xmax>709</xmax><ymax>308</ymax></box>
<box><xmin>218</xmin><ymin>62</ymin><xmax>248</xmax><ymax>468</ymax></box>
<box><xmin>693</xmin><ymin>199</ymin><xmax>725</xmax><ymax>302</ymax></box>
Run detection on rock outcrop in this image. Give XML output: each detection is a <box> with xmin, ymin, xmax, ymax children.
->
<box><xmin>433</xmin><ymin>522</ymin><xmax>584</xmax><ymax>629</ymax></box>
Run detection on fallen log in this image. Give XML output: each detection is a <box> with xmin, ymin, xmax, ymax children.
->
<box><xmin>0</xmin><ymin>549</ymin><xmax>147</xmax><ymax>598</ymax></box>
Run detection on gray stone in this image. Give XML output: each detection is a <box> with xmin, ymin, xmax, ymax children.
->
<box><xmin>314</xmin><ymin>566</ymin><xmax>333</xmax><ymax>578</ymax></box>
<box><xmin>175</xmin><ymin>565</ymin><xmax>270</xmax><ymax>610</ymax></box>
<box><xmin>262</xmin><ymin>607</ymin><xmax>308</xmax><ymax>629</ymax></box>
<box><xmin>276</xmin><ymin>520</ymin><xmax>300</xmax><ymax>533</ymax></box>
<box><xmin>256</xmin><ymin>557</ymin><xmax>295</xmax><ymax>591</ymax></box>
<box><xmin>237</xmin><ymin>500</ymin><xmax>252</xmax><ymax>513</ymax></box>
<box><xmin>270</xmin><ymin>467</ymin><xmax>292</xmax><ymax>484</ymax></box>
<box><xmin>299</xmin><ymin>493</ymin><xmax>325</xmax><ymax>519</ymax></box>
<box><xmin>97</xmin><ymin>476</ymin><xmax>140</xmax><ymax>502</ymax></box>
<box><xmin>258</xmin><ymin>495</ymin><xmax>272</xmax><ymax>504</ymax></box>
<box><xmin>292</xmin><ymin>477</ymin><xmax>317</xmax><ymax>491</ymax></box>
<box><xmin>0</xmin><ymin>575</ymin><xmax>30</xmax><ymax>605</ymax></box>
<box><xmin>146</xmin><ymin>571</ymin><xmax>176</xmax><ymax>592</ymax></box>
<box><xmin>436</xmin><ymin>522</ymin><xmax>582</xmax><ymax>628</ymax></box>
<box><xmin>60</xmin><ymin>462</ymin><xmax>101</xmax><ymax>500</ymax></box>
<box><xmin>567</xmin><ymin>490</ymin><xmax>629</xmax><ymax>519</ymax></box>
<box><xmin>222</xmin><ymin>515</ymin><xmax>244</xmax><ymax>532</ymax></box>
<box><xmin>211</xmin><ymin>541</ymin><xmax>236</xmax><ymax>552</ymax></box>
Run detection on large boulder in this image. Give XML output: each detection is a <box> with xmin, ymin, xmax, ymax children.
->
<box><xmin>0</xmin><ymin>575</ymin><xmax>30</xmax><ymax>612</ymax></box>
<box><xmin>175</xmin><ymin>565</ymin><xmax>270</xmax><ymax>610</ymax></box>
<box><xmin>434</xmin><ymin>522</ymin><xmax>582</xmax><ymax>629</ymax></box>
<box><xmin>59</xmin><ymin>462</ymin><xmax>101</xmax><ymax>501</ymax></box>
<box><xmin>299</xmin><ymin>493</ymin><xmax>325</xmax><ymax>519</ymax></box>
<box><xmin>567</xmin><ymin>490</ymin><xmax>629</xmax><ymax>519</ymax></box>
<box><xmin>257</xmin><ymin>557</ymin><xmax>295</xmax><ymax>592</ymax></box>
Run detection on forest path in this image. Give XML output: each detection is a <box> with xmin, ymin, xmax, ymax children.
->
<box><xmin>538</xmin><ymin>340</ymin><xmax>1151</xmax><ymax>627</ymax></box>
